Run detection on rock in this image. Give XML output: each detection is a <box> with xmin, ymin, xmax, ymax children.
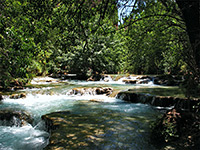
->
<box><xmin>122</xmin><ymin>79</ymin><xmax>137</xmax><ymax>84</ymax></box>
<box><xmin>10</xmin><ymin>93</ymin><xmax>26</xmax><ymax>99</ymax></box>
<box><xmin>117</xmin><ymin>91</ymin><xmax>200</xmax><ymax>111</ymax></box>
<box><xmin>87</xmin><ymin>77</ymin><xmax>95</xmax><ymax>81</ymax></box>
<box><xmin>89</xmin><ymin>99</ymin><xmax>104</xmax><ymax>103</ymax></box>
<box><xmin>68</xmin><ymin>87</ymin><xmax>113</xmax><ymax>96</ymax></box>
<box><xmin>151</xmin><ymin>96</ymin><xmax>175</xmax><ymax>107</ymax></box>
<box><xmin>137</xmin><ymin>79</ymin><xmax>150</xmax><ymax>84</ymax></box>
<box><xmin>108</xmin><ymin>90</ymin><xmax>120</xmax><ymax>98</ymax></box>
<box><xmin>136</xmin><ymin>75</ymin><xmax>151</xmax><ymax>80</ymax></box>
<box><xmin>20</xmin><ymin>93</ymin><xmax>26</xmax><ymax>98</ymax></box>
<box><xmin>13</xmin><ymin>86</ymin><xmax>24</xmax><ymax>90</ymax></box>
<box><xmin>69</xmin><ymin>88</ymin><xmax>86</xmax><ymax>95</ymax></box>
<box><xmin>174</xmin><ymin>98</ymin><xmax>200</xmax><ymax>112</ymax></box>
<box><xmin>96</xmin><ymin>87</ymin><xmax>113</xmax><ymax>96</ymax></box>
<box><xmin>116</xmin><ymin>91</ymin><xmax>141</xmax><ymax>103</ymax></box>
<box><xmin>0</xmin><ymin>109</ymin><xmax>33</xmax><ymax>126</ymax></box>
<box><xmin>0</xmin><ymin>94</ymin><xmax>3</xmax><ymax>100</ymax></box>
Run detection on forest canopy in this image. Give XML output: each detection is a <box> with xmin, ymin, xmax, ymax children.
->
<box><xmin>0</xmin><ymin>0</ymin><xmax>199</xmax><ymax>89</ymax></box>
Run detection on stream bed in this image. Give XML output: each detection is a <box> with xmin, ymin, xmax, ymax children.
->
<box><xmin>0</xmin><ymin>76</ymin><xmax>184</xmax><ymax>150</ymax></box>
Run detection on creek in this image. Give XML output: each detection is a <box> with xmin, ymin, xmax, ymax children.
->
<box><xmin>0</xmin><ymin>76</ymin><xmax>184</xmax><ymax>150</ymax></box>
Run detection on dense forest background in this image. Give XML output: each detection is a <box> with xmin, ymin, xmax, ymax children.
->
<box><xmin>0</xmin><ymin>0</ymin><xmax>199</xmax><ymax>89</ymax></box>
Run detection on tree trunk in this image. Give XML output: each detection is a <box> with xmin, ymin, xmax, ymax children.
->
<box><xmin>176</xmin><ymin>0</ymin><xmax>200</xmax><ymax>75</ymax></box>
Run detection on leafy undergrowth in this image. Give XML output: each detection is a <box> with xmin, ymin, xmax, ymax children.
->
<box><xmin>151</xmin><ymin>108</ymin><xmax>200</xmax><ymax>149</ymax></box>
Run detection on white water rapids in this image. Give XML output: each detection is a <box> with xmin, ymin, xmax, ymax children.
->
<box><xmin>0</xmin><ymin>76</ymin><xmax>180</xmax><ymax>150</ymax></box>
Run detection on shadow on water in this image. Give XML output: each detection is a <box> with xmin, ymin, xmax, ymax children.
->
<box><xmin>45</xmin><ymin>100</ymin><xmax>160</xmax><ymax>150</ymax></box>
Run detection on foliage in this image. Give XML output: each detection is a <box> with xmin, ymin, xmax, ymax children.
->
<box><xmin>0</xmin><ymin>0</ymin><xmax>198</xmax><ymax>93</ymax></box>
<box><xmin>151</xmin><ymin>108</ymin><xmax>200</xmax><ymax>148</ymax></box>
<box><xmin>0</xmin><ymin>0</ymin><xmax>120</xmax><ymax>86</ymax></box>
<box><xmin>121</xmin><ymin>1</ymin><xmax>186</xmax><ymax>75</ymax></box>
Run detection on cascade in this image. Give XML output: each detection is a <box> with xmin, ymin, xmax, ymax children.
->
<box><xmin>0</xmin><ymin>76</ymin><xmax>186</xmax><ymax>150</ymax></box>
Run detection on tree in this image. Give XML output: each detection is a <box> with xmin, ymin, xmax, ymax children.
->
<box><xmin>176</xmin><ymin>0</ymin><xmax>200</xmax><ymax>74</ymax></box>
<box><xmin>116</xmin><ymin>0</ymin><xmax>199</xmax><ymax>95</ymax></box>
<box><xmin>119</xmin><ymin>1</ymin><xmax>186</xmax><ymax>74</ymax></box>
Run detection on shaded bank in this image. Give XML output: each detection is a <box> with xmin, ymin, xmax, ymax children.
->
<box><xmin>116</xmin><ymin>90</ymin><xmax>200</xmax><ymax>149</ymax></box>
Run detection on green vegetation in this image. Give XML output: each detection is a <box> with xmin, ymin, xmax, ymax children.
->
<box><xmin>0</xmin><ymin>0</ymin><xmax>199</xmax><ymax>98</ymax></box>
<box><xmin>0</xmin><ymin>1</ymin><xmax>199</xmax><ymax>149</ymax></box>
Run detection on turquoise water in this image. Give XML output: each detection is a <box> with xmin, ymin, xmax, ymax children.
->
<box><xmin>0</xmin><ymin>77</ymin><xmax>184</xmax><ymax>150</ymax></box>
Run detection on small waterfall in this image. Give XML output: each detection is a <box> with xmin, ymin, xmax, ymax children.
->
<box><xmin>100</xmin><ymin>75</ymin><xmax>113</xmax><ymax>82</ymax></box>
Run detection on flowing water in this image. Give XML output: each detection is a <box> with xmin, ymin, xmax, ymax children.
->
<box><xmin>0</xmin><ymin>76</ymin><xmax>184</xmax><ymax>150</ymax></box>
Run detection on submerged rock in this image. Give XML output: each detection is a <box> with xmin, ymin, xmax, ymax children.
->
<box><xmin>89</xmin><ymin>99</ymin><xmax>105</xmax><ymax>103</ymax></box>
<box><xmin>0</xmin><ymin>109</ymin><xmax>33</xmax><ymax>127</ymax></box>
<box><xmin>42</xmin><ymin>111</ymin><xmax>110</xmax><ymax>150</ymax></box>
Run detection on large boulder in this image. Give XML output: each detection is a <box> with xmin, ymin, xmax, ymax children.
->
<box><xmin>95</xmin><ymin>87</ymin><xmax>113</xmax><ymax>96</ymax></box>
<box><xmin>0</xmin><ymin>109</ymin><xmax>33</xmax><ymax>127</ymax></box>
